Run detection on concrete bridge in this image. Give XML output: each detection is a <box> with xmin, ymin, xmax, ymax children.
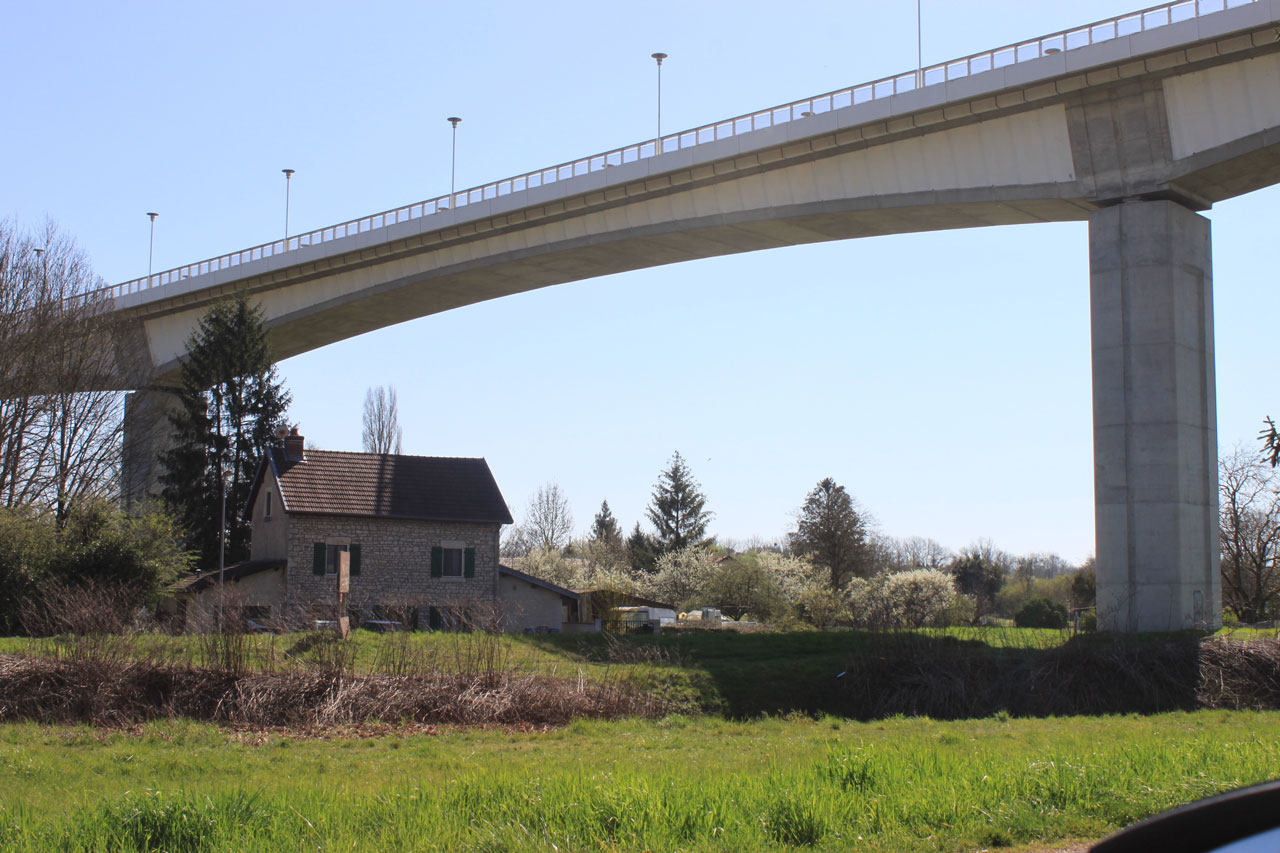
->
<box><xmin>103</xmin><ymin>0</ymin><xmax>1280</xmax><ymax>630</ymax></box>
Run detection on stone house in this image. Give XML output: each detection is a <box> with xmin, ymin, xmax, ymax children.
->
<box><xmin>164</xmin><ymin>430</ymin><xmax>580</xmax><ymax>633</ymax></box>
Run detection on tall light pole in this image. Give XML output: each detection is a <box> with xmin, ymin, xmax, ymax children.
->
<box><xmin>651</xmin><ymin>53</ymin><xmax>667</xmax><ymax>152</ymax></box>
<box><xmin>282</xmin><ymin>169</ymin><xmax>295</xmax><ymax>243</ymax></box>
<box><xmin>916</xmin><ymin>0</ymin><xmax>923</xmax><ymax>89</ymax></box>
<box><xmin>147</xmin><ymin>212</ymin><xmax>158</xmax><ymax>281</ymax></box>
<box><xmin>447</xmin><ymin>117</ymin><xmax>461</xmax><ymax>200</ymax></box>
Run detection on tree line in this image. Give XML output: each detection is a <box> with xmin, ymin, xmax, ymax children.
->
<box><xmin>500</xmin><ymin>458</ymin><xmax>1101</xmax><ymax>629</ymax></box>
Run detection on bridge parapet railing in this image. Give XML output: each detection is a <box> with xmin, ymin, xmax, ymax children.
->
<box><xmin>100</xmin><ymin>0</ymin><xmax>1258</xmax><ymax>303</ymax></box>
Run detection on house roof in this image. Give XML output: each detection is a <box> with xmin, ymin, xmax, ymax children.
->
<box><xmin>499</xmin><ymin>564</ymin><xmax>579</xmax><ymax>600</ymax></box>
<box><xmin>169</xmin><ymin>559</ymin><xmax>287</xmax><ymax>594</ymax></box>
<box><xmin>250</xmin><ymin>448</ymin><xmax>513</xmax><ymax>524</ymax></box>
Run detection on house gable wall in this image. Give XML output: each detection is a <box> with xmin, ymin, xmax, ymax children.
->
<box><xmin>249</xmin><ymin>466</ymin><xmax>290</xmax><ymax>562</ymax></box>
<box><xmin>498</xmin><ymin>575</ymin><xmax>570</xmax><ymax>632</ymax></box>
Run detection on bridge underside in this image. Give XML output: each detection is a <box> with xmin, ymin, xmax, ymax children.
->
<box><xmin>114</xmin><ymin>9</ymin><xmax>1280</xmax><ymax>630</ymax></box>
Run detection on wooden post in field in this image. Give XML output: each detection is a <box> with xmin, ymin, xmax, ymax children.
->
<box><xmin>336</xmin><ymin>551</ymin><xmax>350</xmax><ymax>639</ymax></box>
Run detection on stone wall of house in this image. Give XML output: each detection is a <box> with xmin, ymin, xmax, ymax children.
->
<box><xmin>283</xmin><ymin>514</ymin><xmax>501</xmax><ymax>625</ymax></box>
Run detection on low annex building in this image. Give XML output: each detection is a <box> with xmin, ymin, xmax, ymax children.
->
<box><xmin>164</xmin><ymin>429</ymin><xmax>579</xmax><ymax>633</ymax></box>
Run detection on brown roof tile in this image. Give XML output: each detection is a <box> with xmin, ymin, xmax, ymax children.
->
<box><xmin>268</xmin><ymin>449</ymin><xmax>512</xmax><ymax>524</ymax></box>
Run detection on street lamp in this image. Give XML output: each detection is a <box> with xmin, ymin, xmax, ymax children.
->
<box><xmin>147</xmin><ymin>212</ymin><xmax>158</xmax><ymax>282</ymax></box>
<box><xmin>651</xmin><ymin>53</ymin><xmax>668</xmax><ymax>152</ymax></box>
<box><xmin>916</xmin><ymin>0</ymin><xmax>923</xmax><ymax>89</ymax></box>
<box><xmin>282</xmin><ymin>169</ymin><xmax>295</xmax><ymax>243</ymax></box>
<box><xmin>447</xmin><ymin>117</ymin><xmax>461</xmax><ymax>200</ymax></box>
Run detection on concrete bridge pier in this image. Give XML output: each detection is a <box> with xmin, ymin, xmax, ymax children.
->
<box><xmin>1090</xmin><ymin>199</ymin><xmax>1220</xmax><ymax>631</ymax></box>
<box><xmin>121</xmin><ymin>387</ymin><xmax>179</xmax><ymax>508</ymax></box>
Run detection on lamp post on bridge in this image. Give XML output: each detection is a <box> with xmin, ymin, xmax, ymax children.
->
<box><xmin>147</xmin><ymin>212</ymin><xmax>158</xmax><ymax>282</ymax></box>
<box><xmin>282</xmin><ymin>169</ymin><xmax>295</xmax><ymax>244</ymax></box>
<box><xmin>916</xmin><ymin>0</ymin><xmax>923</xmax><ymax>90</ymax></box>
<box><xmin>447</xmin><ymin>116</ymin><xmax>461</xmax><ymax>201</ymax></box>
<box><xmin>651</xmin><ymin>52</ymin><xmax>667</xmax><ymax>154</ymax></box>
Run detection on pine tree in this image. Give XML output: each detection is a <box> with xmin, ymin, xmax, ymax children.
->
<box><xmin>626</xmin><ymin>521</ymin><xmax>658</xmax><ymax>575</ymax></box>
<box><xmin>590</xmin><ymin>500</ymin><xmax>623</xmax><ymax>547</ymax></box>
<box><xmin>160</xmin><ymin>297</ymin><xmax>290</xmax><ymax>570</ymax></box>
<box><xmin>645</xmin><ymin>451</ymin><xmax>712</xmax><ymax>554</ymax></box>
<box><xmin>788</xmin><ymin>477</ymin><xmax>868</xmax><ymax>591</ymax></box>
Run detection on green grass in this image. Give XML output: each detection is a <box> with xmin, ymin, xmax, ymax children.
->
<box><xmin>1</xmin><ymin>711</ymin><xmax>1278</xmax><ymax>851</ymax></box>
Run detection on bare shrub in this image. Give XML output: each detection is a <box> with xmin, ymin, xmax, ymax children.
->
<box><xmin>285</xmin><ymin>633</ymin><xmax>358</xmax><ymax>674</ymax></box>
<box><xmin>0</xmin><ymin>590</ymin><xmax>668</xmax><ymax>729</ymax></box>
<box><xmin>1197</xmin><ymin>636</ymin><xmax>1280</xmax><ymax>709</ymax></box>
<box><xmin>0</xmin><ymin>654</ymin><xmax>666</xmax><ymax>728</ymax></box>
<box><xmin>19</xmin><ymin>580</ymin><xmax>143</xmax><ymax>665</ymax></box>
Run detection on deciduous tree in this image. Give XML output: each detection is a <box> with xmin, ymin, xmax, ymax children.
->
<box><xmin>846</xmin><ymin>569</ymin><xmax>957</xmax><ymax>628</ymax></box>
<box><xmin>948</xmin><ymin>544</ymin><xmax>1008</xmax><ymax>622</ymax></box>
<box><xmin>643</xmin><ymin>544</ymin><xmax>718</xmax><ymax>610</ymax></box>
<box><xmin>1219</xmin><ymin>448</ymin><xmax>1280</xmax><ymax>623</ymax></box>
<box><xmin>0</xmin><ymin>220</ymin><xmax>123</xmax><ymax>517</ymax></box>
<box><xmin>522</xmin><ymin>482</ymin><xmax>574</xmax><ymax>553</ymax></box>
<box><xmin>361</xmin><ymin>385</ymin><xmax>402</xmax><ymax>454</ymax></box>
<box><xmin>702</xmin><ymin>553</ymin><xmax>788</xmax><ymax>620</ymax></box>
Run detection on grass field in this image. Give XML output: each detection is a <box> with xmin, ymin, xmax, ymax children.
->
<box><xmin>1</xmin><ymin>711</ymin><xmax>1278</xmax><ymax>851</ymax></box>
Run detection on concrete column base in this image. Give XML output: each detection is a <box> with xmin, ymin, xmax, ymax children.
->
<box><xmin>1090</xmin><ymin>199</ymin><xmax>1220</xmax><ymax>631</ymax></box>
<box><xmin>121</xmin><ymin>387</ymin><xmax>180</xmax><ymax>508</ymax></box>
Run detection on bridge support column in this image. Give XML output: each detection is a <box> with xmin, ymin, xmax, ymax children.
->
<box><xmin>121</xmin><ymin>388</ymin><xmax>179</xmax><ymax>507</ymax></box>
<box><xmin>1090</xmin><ymin>199</ymin><xmax>1220</xmax><ymax>631</ymax></box>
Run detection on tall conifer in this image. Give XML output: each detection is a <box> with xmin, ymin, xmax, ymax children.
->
<box><xmin>160</xmin><ymin>297</ymin><xmax>290</xmax><ymax>569</ymax></box>
<box><xmin>645</xmin><ymin>451</ymin><xmax>713</xmax><ymax>554</ymax></box>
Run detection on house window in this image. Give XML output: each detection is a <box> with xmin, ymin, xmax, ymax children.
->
<box><xmin>442</xmin><ymin>548</ymin><xmax>463</xmax><ymax>577</ymax></box>
<box><xmin>311</xmin><ymin>539</ymin><xmax>361</xmax><ymax>577</ymax></box>
<box><xmin>431</xmin><ymin>541</ymin><xmax>475</xmax><ymax>579</ymax></box>
<box><xmin>326</xmin><ymin>543</ymin><xmax>348</xmax><ymax>574</ymax></box>
<box><xmin>264</xmin><ymin>491</ymin><xmax>273</xmax><ymax>520</ymax></box>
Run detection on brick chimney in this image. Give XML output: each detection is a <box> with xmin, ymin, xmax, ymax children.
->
<box><xmin>283</xmin><ymin>427</ymin><xmax>305</xmax><ymax>462</ymax></box>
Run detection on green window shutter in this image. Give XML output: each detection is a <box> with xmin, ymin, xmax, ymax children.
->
<box><xmin>463</xmin><ymin>548</ymin><xmax>476</xmax><ymax>578</ymax></box>
<box><xmin>312</xmin><ymin>542</ymin><xmax>326</xmax><ymax>576</ymax></box>
<box><xmin>349</xmin><ymin>544</ymin><xmax>361</xmax><ymax>576</ymax></box>
<box><xmin>429</xmin><ymin>606</ymin><xmax>442</xmax><ymax>630</ymax></box>
<box><xmin>430</xmin><ymin>546</ymin><xmax>443</xmax><ymax>578</ymax></box>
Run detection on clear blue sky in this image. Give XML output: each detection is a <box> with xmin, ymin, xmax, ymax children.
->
<box><xmin>3</xmin><ymin>1</ymin><xmax>1276</xmax><ymax>563</ymax></box>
